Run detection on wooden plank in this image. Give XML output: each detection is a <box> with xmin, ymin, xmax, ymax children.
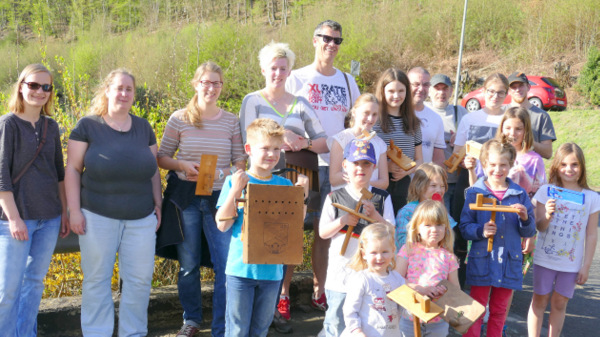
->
<box><xmin>387</xmin><ymin>285</ymin><xmax>443</xmax><ymax>323</ymax></box>
<box><xmin>195</xmin><ymin>154</ymin><xmax>218</xmax><ymax>196</ymax></box>
<box><xmin>435</xmin><ymin>280</ymin><xmax>486</xmax><ymax>334</ymax></box>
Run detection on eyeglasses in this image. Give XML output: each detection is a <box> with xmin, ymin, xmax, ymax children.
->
<box><xmin>486</xmin><ymin>89</ymin><xmax>507</xmax><ymax>97</ymax></box>
<box><xmin>22</xmin><ymin>82</ymin><xmax>53</xmax><ymax>92</ymax></box>
<box><xmin>315</xmin><ymin>34</ymin><xmax>344</xmax><ymax>45</ymax></box>
<box><xmin>411</xmin><ymin>82</ymin><xmax>431</xmax><ymax>88</ymax></box>
<box><xmin>199</xmin><ymin>80</ymin><xmax>223</xmax><ymax>88</ymax></box>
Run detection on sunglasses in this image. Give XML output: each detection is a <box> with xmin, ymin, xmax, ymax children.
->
<box><xmin>22</xmin><ymin>82</ymin><xmax>53</xmax><ymax>92</ymax></box>
<box><xmin>315</xmin><ymin>34</ymin><xmax>343</xmax><ymax>45</ymax></box>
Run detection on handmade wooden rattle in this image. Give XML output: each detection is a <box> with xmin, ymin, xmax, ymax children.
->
<box><xmin>468</xmin><ymin>194</ymin><xmax>520</xmax><ymax>252</ymax></box>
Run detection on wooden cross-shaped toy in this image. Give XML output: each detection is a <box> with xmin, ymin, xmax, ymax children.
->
<box><xmin>332</xmin><ymin>188</ymin><xmax>374</xmax><ymax>255</ymax></box>
<box><xmin>469</xmin><ymin>194</ymin><xmax>520</xmax><ymax>252</ymax></box>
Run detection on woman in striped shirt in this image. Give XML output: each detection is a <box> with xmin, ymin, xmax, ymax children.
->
<box><xmin>157</xmin><ymin>61</ymin><xmax>246</xmax><ymax>337</ymax></box>
<box><xmin>373</xmin><ymin>68</ymin><xmax>423</xmax><ymax>214</ymax></box>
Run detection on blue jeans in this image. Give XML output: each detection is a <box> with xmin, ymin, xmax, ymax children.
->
<box><xmin>177</xmin><ymin>192</ymin><xmax>231</xmax><ymax>336</ymax></box>
<box><xmin>0</xmin><ymin>216</ymin><xmax>60</xmax><ymax>337</ymax></box>
<box><xmin>225</xmin><ymin>275</ymin><xmax>280</xmax><ymax>337</ymax></box>
<box><xmin>323</xmin><ymin>289</ymin><xmax>346</xmax><ymax>337</ymax></box>
<box><xmin>79</xmin><ymin>209</ymin><xmax>157</xmax><ymax>337</ymax></box>
<box><xmin>444</xmin><ymin>182</ymin><xmax>456</xmax><ymax>213</ymax></box>
<box><xmin>399</xmin><ymin>317</ymin><xmax>449</xmax><ymax>337</ymax></box>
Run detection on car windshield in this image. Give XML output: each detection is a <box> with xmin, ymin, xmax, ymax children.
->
<box><xmin>541</xmin><ymin>77</ymin><xmax>562</xmax><ymax>88</ymax></box>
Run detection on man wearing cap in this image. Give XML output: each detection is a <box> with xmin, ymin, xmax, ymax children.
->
<box><xmin>407</xmin><ymin>67</ymin><xmax>446</xmax><ymax>165</ymax></box>
<box><xmin>504</xmin><ymin>72</ymin><xmax>556</xmax><ymax>159</ymax></box>
<box><xmin>425</xmin><ymin>73</ymin><xmax>468</xmax><ymax>211</ymax></box>
<box><xmin>285</xmin><ymin>19</ymin><xmax>361</xmax><ymax>319</ymax></box>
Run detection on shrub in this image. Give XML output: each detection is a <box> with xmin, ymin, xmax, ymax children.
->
<box><xmin>577</xmin><ymin>46</ymin><xmax>600</xmax><ymax>106</ymax></box>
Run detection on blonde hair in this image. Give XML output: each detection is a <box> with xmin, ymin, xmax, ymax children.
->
<box><xmin>405</xmin><ymin>200</ymin><xmax>454</xmax><ymax>251</ymax></box>
<box><xmin>496</xmin><ymin>106</ymin><xmax>534</xmax><ymax>152</ymax></box>
<box><xmin>184</xmin><ymin>61</ymin><xmax>224</xmax><ymax>128</ymax></box>
<box><xmin>8</xmin><ymin>63</ymin><xmax>54</xmax><ymax>116</ymax></box>
<box><xmin>258</xmin><ymin>41</ymin><xmax>296</xmax><ymax>71</ymax></box>
<box><xmin>348</xmin><ymin>93</ymin><xmax>379</xmax><ymax>128</ymax></box>
<box><xmin>246</xmin><ymin>118</ymin><xmax>285</xmax><ymax>144</ymax></box>
<box><xmin>480</xmin><ymin>139</ymin><xmax>517</xmax><ymax>168</ymax></box>
<box><xmin>548</xmin><ymin>142</ymin><xmax>589</xmax><ymax>189</ymax></box>
<box><xmin>89</xmin><ymin>68</ymin><xmax>136</xmax><ymax>116</ymax></box>
<box><xmin>407</xmin><ymin>163</ymin><xmax>448</xmax><ymax>202</ymax></box>
<box><xmin>348</xmin><ymin>223</ymin><xmax>396</xmax><ymax>272</ymax></box>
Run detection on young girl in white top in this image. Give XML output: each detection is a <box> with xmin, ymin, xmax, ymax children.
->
<box><xmin>527</xmin><ymin>143</ymin><xmax>600</xmax><ymax>337</ymax></box>
<box><xmin>330</xmin><ymin>93</ymin><xmax>389</xmax><ymax>191</ymax></box>
<box><xmin>341</xmin><ymin>223</ymin><xmax>405</xmax><ymax>337</ymax></box>
<box><xmin>396</xmin><ymin>200</ymin><xmax>459</xmax><ymax>337</ymax></box>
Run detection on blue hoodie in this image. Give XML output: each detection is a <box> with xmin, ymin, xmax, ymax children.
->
<box><xmin>460</xmin><ymin>177</ymin><xmax>536</xmax><ymax>290</ymax></box>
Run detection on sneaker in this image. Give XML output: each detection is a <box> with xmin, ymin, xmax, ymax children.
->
<box><xmin>176</xmin><ymin>324</ymin><xmax>199</xmax><ymax>337</ymax></box>
<box><xmin>277</xmin><ymin>295</ymin><xmax>291</xmax><ymax>320</ymax></box>
<box><xmin>311</xmin><ymin>293</ymin><xmax>327</xmax><ymax>311</ymax></box>
<box><xmin>271</xmin><ymin>314</ymin><xmax>293</xmax><ymax>334</ymax></box>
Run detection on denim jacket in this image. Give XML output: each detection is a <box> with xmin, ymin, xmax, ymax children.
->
<box><xmin>459</xmin><ymin>177</ymin><xmax>536</xmax><ymax>290</ymax></box>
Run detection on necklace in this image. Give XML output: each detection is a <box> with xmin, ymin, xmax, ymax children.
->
<box><xmin>247</xmin><ymin>171</ymin><xmax>273</xmax><ymax>181</ymax></box>
<box><xmin>105</xmin><ymin>114</ymin><xmax>130</xmax><ymax>132</ymax></box>
<box><xmin>262</xmin><ymin>90</ymin><xmax>284</xmax><ymax>106</ymax></box>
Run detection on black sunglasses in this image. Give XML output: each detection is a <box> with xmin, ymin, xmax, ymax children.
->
<box><xmin>315</xmin><ymin>34</ymin><xmax>343</xmax><ymax>45</ymax></box>
<box><xmin>22</xmin><ymin>82</ymin><xmax>53</xmax><ymax>92</ymax></box>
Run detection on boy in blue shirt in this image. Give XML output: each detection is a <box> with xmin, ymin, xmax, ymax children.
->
<box><xmin>216</xmin><ymin>118</ymin><xmax>309</xmax><ymax>337</ymax></box>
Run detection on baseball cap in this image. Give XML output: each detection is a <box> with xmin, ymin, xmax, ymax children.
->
<box><xmin>431</xmin><ymin>74</ymin><xmax>452</xmax><ymax>87</ymax></box>
<box><xmin>508</xmin><ymin>72</ymin><xmax>528</xmax><ymax>85</ymax></box>
<box><xmin>344</xmin><ymin>139</ymin><xmax>377</xmax><ymax>165</ymax></box>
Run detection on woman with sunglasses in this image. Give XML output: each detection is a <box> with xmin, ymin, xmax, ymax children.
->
<box><xmin>0</xmin><ymin>64</ymin><xmax>69</xmax><ymax>336</ymax></box>
<box><xmin>65</xmin><ymin>69</ymin><xmax>162</xmax><ymax>336</ymax></box>
<box><xmin>156</xmin><ymin>61</ymin><xmax>246</xmax><ymax>337</ymax></box>
<box><xmin>450</xmin><ymin>73</ymin><xmax>510</xmax><ymax>288</ymax></box>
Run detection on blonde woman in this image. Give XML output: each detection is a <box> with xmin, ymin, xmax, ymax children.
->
<box><xmin>157</xmin><ymin>61</ymin><xmax>246</xmax><ymax>337</ymax></box>
<box><xmin>65</xmin><ymin>69</ymin><xmax>161</xmax><ymax>336</ymax></box>
<box><xmin>0</xmin><ymin>64</ymin><xmax>69</xmax><ymax>336</ymax></box>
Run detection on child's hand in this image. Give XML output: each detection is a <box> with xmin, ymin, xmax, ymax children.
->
<box><xmin>342</xmin><ymin>213</ymin><xmax>359</xmax><ymax>228</ymax></box>
<box><xmin>295</xmin><ymin>174</ymin><xmax>310</xmax><ymax>199</ymax></box>
<box><xmin>483</xmin><ymin>221</ymin><xmax>497</xmax><ymax>238</ymax></box>
<box><xmin>545</xmin><ymin>199</ymin><xmax>556</xmax><ymax>220</ymax></box>
<box><xmin>231</xmin><ymin>169</ymin><xmax>249</xmax><ymax>195</ymax></box>
<box><xmin>361</xmin><ymin>200</ymin><xmax>376</xmax><ymax>217</ymax></box>
<box><xmin>522</xmin><ymin>236</ymin><xmax>535</xmax><ymax>254</ymax></box>
<box><xmin>576</xmin><ymin>268</ymin><xmax>589</xmax><ymax>285</ymax></box>
<box><xmin>511</xmin><ymin>203</ymin><xmax>528</xmax><ymax>221</ymax></box>
<box><xmin>416</xmin><ymin>284</ymin><xmax>447</xmax><ymax>299</ymax></box>
<box><xmin>463</xmin><ymin>155</ymin><xmax>477</xmax><ymax>170</ymax></box>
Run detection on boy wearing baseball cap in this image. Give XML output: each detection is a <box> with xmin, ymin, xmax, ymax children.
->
<box><xmin>318</xmin><ymin>139</ymin><xmax>395</xmax><ymax>336</ymax></box>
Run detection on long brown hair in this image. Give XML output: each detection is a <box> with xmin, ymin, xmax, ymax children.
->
<box><xmin>183</xmin><ymin>61</ymin><xmax>223</xmax><ymax>128</ymax></box>
<box><xmin>374</xmin><ymin>68</ymin><xmax>419</xmax><ymax>134</ymax></box>
<box><xmin>548</xmin><ymin>143</ymin><xmax>589</xmax><ymax>189</ymax></box>
<box><xmin>496</xmin><ymin>106</ymin><xmax>534</xmax><ymax>153</ymax></box>
<box><xmin>407</xmin><ymin>163</ymin><xmax>448</xmax><ymax>202</ymax></box>
<box><xmin>8</xmin><ymin>63</ymin><xmax>54</xmax><ymax>116</ymax></box>
<box><xmin>89</xmin><ymin>68</ymin><xmax>136</xmax><ymax>116</ymax></box>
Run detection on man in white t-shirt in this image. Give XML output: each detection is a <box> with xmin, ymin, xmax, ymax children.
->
<box><xmin>284</xmin><ymin>19</ymin><xmax>361</xmax><ymax>321</ymax></box>
<box><xmin>408</xmin><ymin>67</ymin><xmax>445</xmax><ymax>165</ymax></box>
<box><xmin>504</xmin><ymin>71</ymin><xmax>556</xmax><ymax>159</ymax></box>
<box><xmin>425</xmin><ymin>73</ymin><xmax>469</xmax><ymax>211</ymax></box>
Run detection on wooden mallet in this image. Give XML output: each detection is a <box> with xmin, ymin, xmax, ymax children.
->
<box><xmin>468</xmin><ymin>194</ymin><xmax>520</xmax><ymax>252</ymax></box>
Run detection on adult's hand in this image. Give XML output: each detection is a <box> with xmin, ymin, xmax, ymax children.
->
<box><xmin>69</xmin><ymin>208</ymin><xmax>87</xmax><ymax>235</ymax></box>
<box><xmin>179</xmin><ymin>160</ymin><xmax>200</xmax><ymax>181</ymax></box>
<box><xmin>9</xmin><ymin>218</ymin><xmax>28</xmax><ymax>241</ymax></box>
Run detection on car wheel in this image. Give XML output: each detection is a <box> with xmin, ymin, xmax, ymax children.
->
<box><xmin>466</xmin><ymin>98</ymin><xmax>481</xmax><ymax>112</ymax></box>
<box><xmin>529</xmin><ymin>97</ymin><xmax>543</xmax><ymax>109</ymax></box>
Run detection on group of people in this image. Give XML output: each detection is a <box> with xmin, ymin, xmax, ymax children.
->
<box><xmin>0</xmin><ymin>18</ymin><xmax>597</xmax><ymax>337</ymax></box>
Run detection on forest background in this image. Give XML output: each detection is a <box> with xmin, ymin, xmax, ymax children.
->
<box><xmin>0</xmin><ymin>0</ymin><xmax>599</xmax><ymax>297</ymax></box>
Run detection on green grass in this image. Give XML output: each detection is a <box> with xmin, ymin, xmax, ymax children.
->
<box><xmin>547</xmin><ymin>109</ymin><xmax>600</xmax><ymax>189</ymax></box>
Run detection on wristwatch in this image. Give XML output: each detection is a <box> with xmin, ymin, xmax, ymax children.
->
<box><xmin>306</xmin><ymin>138</ymin><xmax>313</xmax><ymax>149</ymax></box>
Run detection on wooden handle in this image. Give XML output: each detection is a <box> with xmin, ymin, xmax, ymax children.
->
<box><xmin>414</xmin><ymin>316</ymin><xmax>422</xmax><ymax>337</ymax></box>
<box><xmin>340</xmin><ymin>225</ymin><xmax>354</xmax><ymax>255</ymax></box>
<box><xmin>487</xmin><ymin>211</ymin><xmax>497</xmax><ymax>252</ymax></box>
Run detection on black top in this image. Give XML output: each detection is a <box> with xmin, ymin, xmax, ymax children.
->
<box><xmin>0</xmin><ymin>113</ymin><xmax>64</xmax><ymax>220</ymax></box>
<box><xmin>69</xmin><ymin>114</ymin><xmax>157</xmax><ymax>220</ymax></box>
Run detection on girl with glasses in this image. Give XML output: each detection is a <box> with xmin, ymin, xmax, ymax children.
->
<box><xmin>0</xmin><ymin>63</ymin><xmax>69</xmax><ymax>336</ymax></box>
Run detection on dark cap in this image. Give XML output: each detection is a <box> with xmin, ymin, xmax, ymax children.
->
<box><xmin>508</xmin><ymin>72</ymin><xmax>528</xmax><ymax>85</ymax></box>
<box><xmin>431</xmin><ymin>74</ymin><xmax>452</xmax><ymax>87</ymax></box>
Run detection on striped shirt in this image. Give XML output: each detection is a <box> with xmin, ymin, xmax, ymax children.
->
<box><xmin>239</xmin><ymin>91</ymin><xmax>327</xmax><ymax>143</ymax></box>
<box><xmin>373</xmin><ymin>115</ymin><xmax>423</xmax><ymax>160</ymax></box>
<box><xmin>157</xmin><ymin>109</ymin><xmax>246</xmax><ymax>190</ymax></box>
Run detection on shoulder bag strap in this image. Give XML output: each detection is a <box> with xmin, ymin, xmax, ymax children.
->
<box><xmin>343</xmin><ymin>72</ymin><xmax>353</xmax><ymax>109</ymax></box>
<box><xmin>12</xmin><ymin>117</ymin><xmax>49</xmax><ymax>185</ymax></box>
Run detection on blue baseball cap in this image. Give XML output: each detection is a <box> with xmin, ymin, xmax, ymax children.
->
<box><xmin>344</xmin><ymin>139</ymin><xmax>377</xmax><ymax>165</ymax></box>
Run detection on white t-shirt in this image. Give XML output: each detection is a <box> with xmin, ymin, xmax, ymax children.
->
<box><xmin>286</xmin><ymin>66</ymin><xmax>361</xmax><ymax>166</ymax></box>
<box><xmin>320</xmin><ymin>186</ymin><xmax>395</xmax><ymax>293</ymax></box>
<box><xmin>454</xmin><ymin>109</ymin><xmax>504</xmax><ymax>147</ymax></box>
<box><xmin>533</xmin><ymin>184</ymin><xmax>600</xmax><ymax>273</ymax></box>
<box><xmin>415</xmin><ymin>106</ymin><xmax>446</xmax><ymax>163</ymax></box>
<box><xmin>328</xmin><ymin>129</ymin><xmax>387</xmax><ymax>191</ymax></box>
<box><xmin>341</xmin><ymin>270</ymin><xmax>405</xmax><ymax>337</ymax></box>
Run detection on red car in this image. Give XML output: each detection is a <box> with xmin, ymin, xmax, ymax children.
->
<box><xmin>460</xmin><ymin>75</ymin><xmax>567</xmax><ymax>112</ymax></box>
